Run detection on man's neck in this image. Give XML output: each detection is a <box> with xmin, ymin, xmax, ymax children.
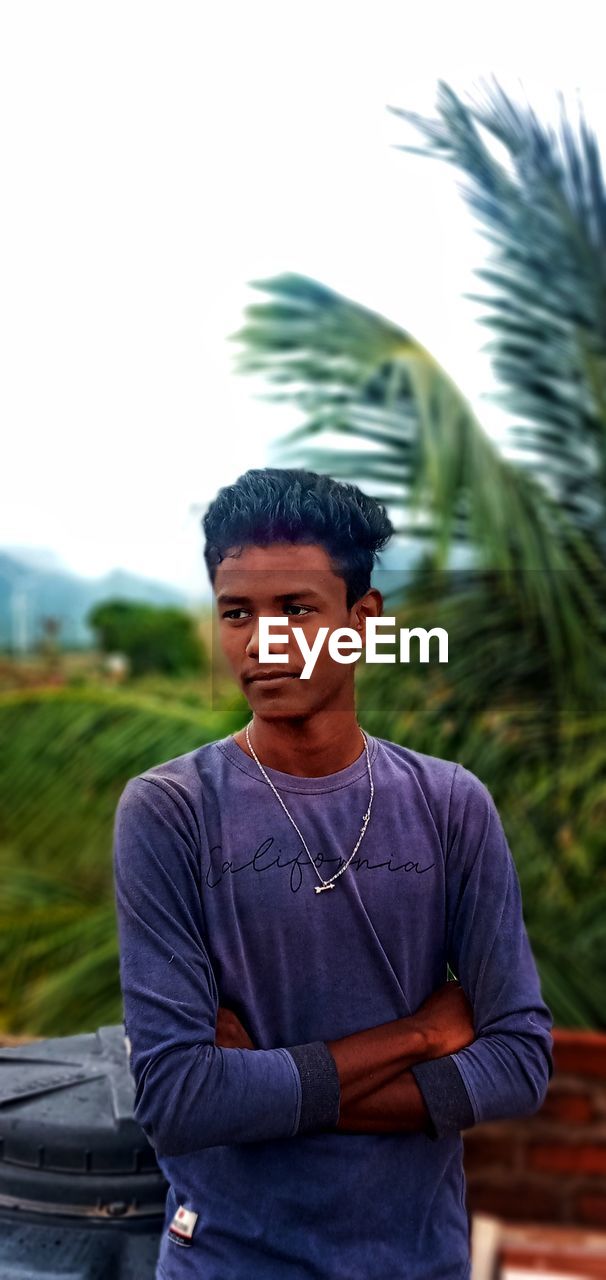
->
<box><xmin>233</xmin><ymin>710</ymin><xmax>365</xmax><ymax>777</ymax></box>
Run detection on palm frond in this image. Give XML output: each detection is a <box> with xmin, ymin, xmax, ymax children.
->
<box><xmin>0</xmin><ymin>686</ymin><xmax>248</xmax><ymax>1035</ymax></box>
<box><xmin>389</xmin><ymin>78</ymin><xmax>606</xmax><ymax>545</ymax></box>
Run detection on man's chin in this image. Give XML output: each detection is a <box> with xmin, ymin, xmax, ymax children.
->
<box><xmin>244</xmin><ymin>680</ymin><xmax>301</xmax><ymax>701</ymax></box>
<box><xmin>244</xmin><ymin>677</ymin><xmax>310</xmax><ymax>713</ymax></box>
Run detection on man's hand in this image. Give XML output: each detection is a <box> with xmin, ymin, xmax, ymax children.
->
<box><xmin>215</xmin><ymin>1006</ymin><xmax>256</xmax><ymax>1050</ymax></box>
<box><xmin>414</xmin><ymin>979</ymin><xmax>475</xmax><ymax>1059</ymax></box>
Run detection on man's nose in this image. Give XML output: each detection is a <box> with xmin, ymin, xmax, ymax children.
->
<box><xmin>245</xmin><ymin>617</ymin><xmax>290</xmax><ymax>662</ymax></box>
<box><xmin>246</xmin><ymin>621</ymin><xmax>260</xmax><ymax>659</ymax></box>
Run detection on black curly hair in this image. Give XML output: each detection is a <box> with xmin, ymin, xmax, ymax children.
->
<box><xmin>202</xmin><ymin>468</ymin><xmax>394</xmax><ymax>609</ymax></box>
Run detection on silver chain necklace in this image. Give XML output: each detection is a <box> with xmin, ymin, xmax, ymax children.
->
<box><xmin>244</xmin><ymin>722</ymin><xmax>374</xmax><ymax>894</ymax></box>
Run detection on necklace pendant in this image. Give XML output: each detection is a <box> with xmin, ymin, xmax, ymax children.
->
<box><xmin>315</xmin><ymin>883</ymin><xmax>335</xmax><ymax>893</ymax></box>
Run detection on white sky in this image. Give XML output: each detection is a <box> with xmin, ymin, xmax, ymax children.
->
<box><xmin>1</xmin><ymin>1</ymin><xmax>605</xmax><ymax>598</ymax></box>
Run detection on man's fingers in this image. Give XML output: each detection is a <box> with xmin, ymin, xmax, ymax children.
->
<box><xmin>215</xmin><ymin>1005</ymin><xmax>255</xmax><ymax>1049</ymax></box>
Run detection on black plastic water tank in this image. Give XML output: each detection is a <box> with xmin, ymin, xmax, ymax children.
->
<box><xmin>0</xmin><ymin>1025</ymin><xmax>167</xmax><ymax>1279</ymax></box>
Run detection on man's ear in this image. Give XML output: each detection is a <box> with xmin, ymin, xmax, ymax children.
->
<box><xmin>351</xmin><ymin>588</ymin><xmax>383</xmax><ymax>641</ymax></box>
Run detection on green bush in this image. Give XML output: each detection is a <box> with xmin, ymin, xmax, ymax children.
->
<box><xmin>88</xmin><ymin>599</ymin><xmax>207</xmax><ymax>677</ymax></box>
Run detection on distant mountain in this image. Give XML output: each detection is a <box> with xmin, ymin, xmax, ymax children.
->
<box><xmin>3</xmin><ymin>546</ymin><xmax>70</xmax><ymax>574</ymax></box>
<box><xmin>0</xmin><ymin>550</ymin><xmax>206</xmax><ymax>652</ymax></box>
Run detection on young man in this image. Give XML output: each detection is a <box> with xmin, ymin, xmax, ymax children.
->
<box><xmin>113</xmin><ymin>467</ymin><xmax>553</xmax><ymax>1280</ymax></box>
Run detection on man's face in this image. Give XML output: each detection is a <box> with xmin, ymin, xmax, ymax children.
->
<box><xmin>213</xmin><ymin>541</ymin><xmax>380</xmax><ymax>720</ymax></box>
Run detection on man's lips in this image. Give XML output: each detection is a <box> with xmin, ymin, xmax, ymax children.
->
<box><xmin>244</xmin><ymin>671</ymin><xmax>301</xmax><ymax>684</ymax></box>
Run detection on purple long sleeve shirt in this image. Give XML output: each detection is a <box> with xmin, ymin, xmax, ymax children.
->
<box><xmin>113</xmin><ymin>732</ymin><xmax>553</xmax><ymax>1280</ymax></box>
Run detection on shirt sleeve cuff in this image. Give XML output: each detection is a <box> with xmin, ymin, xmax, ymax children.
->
<box><xmin>410</xmin><ymin>1056</ymin><xmax>475</xmax><ymax>1141</ymax></box>
<box><xmin>285</xmin><ymin>1041</ymin><xmax>341</xmax><ymax>1134</ymax></box>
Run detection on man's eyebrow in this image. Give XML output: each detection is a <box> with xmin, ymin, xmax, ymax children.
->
<box><xmin>278</xmin><ymin>590</ymin><xmax>322</xmax><ymax>602</ymax></box>
<box><xmin>216</xmin><ymin>590</ymin><xmax>323</xmax><ymax>605</ymax></box>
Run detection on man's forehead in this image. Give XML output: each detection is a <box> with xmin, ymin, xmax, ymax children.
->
<box><xmin>213</xmin><ymin>543</ymin><xmax>345</xmax><ymax>599</ymax></box>
<box><xmin>215</xmin><ymin>572</ymin><xmax>339</xmax><ymax>599</ymax></box>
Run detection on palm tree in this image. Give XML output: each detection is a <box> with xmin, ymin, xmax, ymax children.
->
<box><xmin>231</xmin><ymin>79</ymin><xmax>606</xmax><ymax>1026</ymax></box>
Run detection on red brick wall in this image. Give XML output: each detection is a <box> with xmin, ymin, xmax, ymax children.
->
<box><xmin>463</xmin><ymin>1028</ymin><xmax>606</xmax><ymax>1229</ymax></box>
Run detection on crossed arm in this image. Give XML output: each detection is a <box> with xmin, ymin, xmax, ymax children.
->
<box><xmin>215</xmin><ymin>980</ymin><xmax>476</xmax><ymax>1136</ymax></box>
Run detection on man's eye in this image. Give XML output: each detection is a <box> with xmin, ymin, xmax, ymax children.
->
<box><xmin>221</xmin><ymin>605</ymin><xmax>312</xmax><ymax>620</ymax></box>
